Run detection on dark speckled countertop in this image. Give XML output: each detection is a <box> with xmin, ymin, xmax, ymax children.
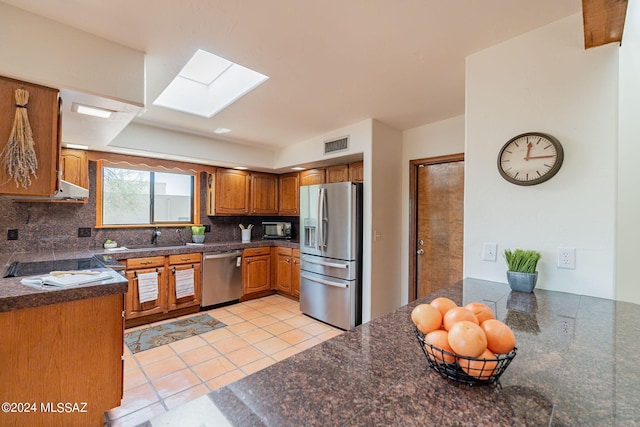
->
<box><xmin>141</xmin><ymin>278</ymin><xmax>640</xmax><ymax>426</ymax></box>
<box><xmin>0</xmin><ymin>240</ymin><xmax>298</xmax><ymax>313</ymax></box>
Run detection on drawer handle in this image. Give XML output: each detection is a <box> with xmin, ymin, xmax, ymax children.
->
<box><xmin>140</xmin><ymin>260</ymin><xmax>153</xmax><ymax>265</ymax></box>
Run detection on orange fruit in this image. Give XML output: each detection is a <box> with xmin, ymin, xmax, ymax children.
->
<box><xmin>458</xmin><ymin>348</ymin><xmax>498</xmax><ymax>380</ymax></box>
<box><xmin>424</xmin><ymin>329</ymin><xmax>456</xmax><ymax>364</ymax></box>
<box><xmin>480</xmin><ymin>319</ymin><xmax>516</xmax><ymax>354</ymax></box>
<box><xmin>443</xmin><ymin>307</ymin><xmax>478</xmax><ymax>331</ymax></box>
<box><xmin>447</xmin><ymin>320</ymin><xmax>487</xmax><ymax>357</ymax></box>
<box><xmin>411</xmin><ymin>304</ymin><xmax>443</xmax><ymax>334</ymax></box>
<box><xmin>430</xmin><ymin>297</ymin><xmax>457</xmax><ymax>318</ymax></box>
<box><xmin>465</xmin><ymin>302</ymin><xmax>495</xmax><ymax>324</ymax></box>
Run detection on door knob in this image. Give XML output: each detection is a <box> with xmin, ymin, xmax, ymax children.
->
<box><xmin>417</xmin><ymin>249</ymin><xmax>425</xmax><ymax>255</ymax></box>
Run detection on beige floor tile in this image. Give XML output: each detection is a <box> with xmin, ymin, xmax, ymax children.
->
<box><xmin>226</xmin><ymin>303</ymin><xmax>256</xmax><ymax>314</ymax></box>
<box><xmin>243</xmin><ymin>300</ymin><xmax>269</xmax><ymax>310</ymax></box>
<box><xmin>253</xmin><ymin>336</ymin><xmax>291</xmax><ymax>355</ymax></box>
<box><xmin>123</xmin><ymin>366</ymin><xmax>148</xmax><ymax>391</ymax></box>
<box><xmin>123</xmin><ymin>355</ymin><xmax>138</xmax><ymax>371</ymax></box>
<box><xmin>271</xmin><ymin>346</ymin><xmax>302</xmax><ymax>362</ymax></box>
<box><xmin>163</xmin><ymin>384</ymin><xmax>211</xmax><ymax>410</ymax></box>
<box><xmin>169</xmin><ymin>335</ymin><xmax>207</xmax><ymax>354</ymax></box>
<box><xmin>283</xmin><ymin>315</ymin><xmax>314</xmax><ymax>328</ymax></box>
<box><xmin>109</xmin><ymin>402</ymin><xmax>166</xmax><ymax>427</ymax></box>
<box><xmin>108</xmin><ymin>382</ymin><xmax>159</xmax><ymax>420</ymax></box>
<box><xmin>318</xmin><ymin>329</ymin><xmax>343</xmax><ymax>341</ymax></box>
<box><xmin>135</xmin><ymin>345</ymin><xmax>176</xmax><ymax>366</ymax></box>
<box><xmin>200</xmin><ymin>327</ymin><xmax>235</xmax><ymax>343</ymax></box>
<box><xmin>295</xmin><ymin>336</ymin><xmax>322</xmax><ymax>351</ymax></box>
<box><xmin>226</xmin><ymin>320</ymin><xmax>258</xmax><ymax>335</ymax></box>
<box><xmin>241</xmin><ymin>357</ymin><xmax>276</xmax><ymax>375</ymax></box>
<box><xmin>191</xmin><ymin>356</ymin><xmax>236</xmax><ymax>381</ymax></box>
<box><xmin>236</xmin><ymin>309</ymin><xmax>264</xmax><ymax>320</ymax></box>
<box><xmin>180</xmin><ymin>344</ymin><xmax>220</xmax><ymax>366</ymax></box>
<box><xmin>250</xmin><ymin>314</ymin><xmax>279</xmax><ymax>327</ymax></box>
<box><xmin>143</xmin><ymin>355</ymin><xmax>187</xmax><ymax>380</ymax></box>
<box><xmin>206</xmin><ymin>308</ymin><xmax>234</xmax><ymax>319</ymax></box>
<box><xmin>300</xmin><ymin>322</ymin><xmax>334</xmax><ymax>336</ymax></box>
<box><xmin>219</xmin><ymin>314</ymin><xmax>244</xmax><ymax>325</ymax></box>
<box><xmin>239</xmin><ymin>328</ymin><xmax>273</xmax><ymax>344</ymax></box>
<box><xmin>255</xmin><ymin>305</ymin><xmax>282</xmax><ymax>315</ymax></box>
<box><xmin>206</xmin><ymin>369</ymin><xmax>246</xmax><ymax>391</ymax></box>
<box><xmin>226</xmin><ymin>345</ymin><xmax>267</xmax><ymax>367</ymax></box>
<box><xmin>279</xmin><ymin>329</ymin><xmax>314</xmax><ymax>345</ymax></box>
<box><xmin>270</xmin><ymin>310</ymin><xmax>296</xmax><ymax>321</ymax></box>
<box><xmin>151</xmin><ymin>368</ymin><xmax>202</xmax><ymax>399</ymax></box>
<box><xmin>262</xmin><ymin>321</ymin><xmax>295</xmax><ymax>335</ymax></box>
<box><xmin>212</xmin><ymin>336</ymin><xmax>249</xmax><ymax>354</ymax></box>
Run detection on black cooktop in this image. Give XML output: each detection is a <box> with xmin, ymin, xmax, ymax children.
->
<box><xmin>4</xmin><ymin>257</ymin><xmax>106</xmax><ymax>278</ymax></box>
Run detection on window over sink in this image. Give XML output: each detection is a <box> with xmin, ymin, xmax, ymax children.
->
<box><xmin>97</xmin><ymin>162</ymin><xmax>196</xmax><ymax>227</ymax></box>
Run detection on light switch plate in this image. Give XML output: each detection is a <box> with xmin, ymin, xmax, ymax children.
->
<box><xmin>482</xmin><ymin>243</ymin><xmax>498</xmax><ymax>262</ymax></box>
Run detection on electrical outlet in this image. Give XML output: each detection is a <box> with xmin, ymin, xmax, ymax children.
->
<box><xmin>557</xmin><ymin>247</ymin><xmax>576</xmax><ymax>269</ymax></box>
<box><xmin>78</xmin><ymin>227</ymin><xmax>92</xmax><ymax>237</ymax></box>
<box><xmin>7</xmin><ymin>229</ymin><xmax>18</xmax><ymax>240</ymax></box>
<box><xmin>482</xmin><ymin>243</ymin><xmax>498</xmax><ymax>262</ymax></box>
<box><xmin>204</xmin><ymin>224</ymin><xmax>211</xmax><ymax>233</ymax></box>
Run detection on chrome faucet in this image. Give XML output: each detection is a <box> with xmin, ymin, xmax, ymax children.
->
<box><xmin>151</xmin><ymin>229</ymin><xmax>162</xmax><ymax>245</ymax></box>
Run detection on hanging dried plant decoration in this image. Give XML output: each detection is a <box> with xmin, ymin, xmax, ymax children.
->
<box><xmin>0</xmin><ymin>88</ymin><xmax>38</xmax><ymax>188</ymax></box>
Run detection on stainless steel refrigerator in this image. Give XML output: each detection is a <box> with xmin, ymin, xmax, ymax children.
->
<box><xmin>299</xmin><ymin>181</ymin><xmax>363</xmax><ymax>330</ymax></box>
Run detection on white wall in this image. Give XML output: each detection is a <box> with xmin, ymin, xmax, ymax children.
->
<box><xmin>465</xmin><ymin>14</ymin><xmax>619</xmax><ymax>299</ymax></box>
<box><xmin>0</xmin><ymin>2</ymin><xmax>144</xmax><ymax>105</ymax></box>
<box><xmin>369</xmin><ymin>120</ymin><xmax>403</xmax><ymax>319</ymax></box>
<box><xmin>617</xmin><ymin>0</ymin><xmax>640</xmax><ymax>305</ymax></box>
<box><xmin>400</xmin><ymin>115</ymin><xmax>465</xmax><ymax>304</ymax></box>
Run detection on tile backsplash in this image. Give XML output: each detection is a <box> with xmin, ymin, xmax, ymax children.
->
<box><xmin>0</xmin><ymin>162</ymin><xmax>298</xmax><ymax>253</ymax></box>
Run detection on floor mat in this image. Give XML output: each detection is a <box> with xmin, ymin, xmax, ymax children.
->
<box><xmin>125</xmin><ymin>314</ymin><xmax>226</xmax><ymax>354</ymax></box>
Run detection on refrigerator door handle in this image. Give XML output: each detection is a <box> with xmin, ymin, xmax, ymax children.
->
<box><xmin>319</xmin><ymin>187</ymin><xmax>328</xmax><ymax>248</ymax></box>
<box><xmin>315</xmin><ymin>187</ymin><xmax>323</xmax><ymax>250</ymax></box>
<box><xmin>301</xmin><ymin>273</ymin><xmax>349</xmax><ymax>289</ymax></box>
<box><xmin>301</xmin><ymin>256</ymin><xmax>349</xmax><ymax>269</ymax></box>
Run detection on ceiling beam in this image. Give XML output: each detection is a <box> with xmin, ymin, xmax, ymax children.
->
<box><xmin>582</xmin><ymin>0</ymin><xmax>628</xmax><ymax>49</ymax></box>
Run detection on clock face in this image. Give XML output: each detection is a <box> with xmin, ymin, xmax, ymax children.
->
<box><xmin>497</xmin><ymin>132</ymin><xmax>564</xmax><ymax>186</ymax></box>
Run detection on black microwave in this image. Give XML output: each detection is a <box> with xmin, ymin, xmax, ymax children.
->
<box><xmin>262</xmin><ymin>222</ymin><xmax>292</xmax><ymax>239</ymax></box>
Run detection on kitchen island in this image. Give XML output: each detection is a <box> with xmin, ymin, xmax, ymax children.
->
<box><xmin>143</xmin><ymin>278</ymin><xmax>639</xmax><ymax>426</ymax></box>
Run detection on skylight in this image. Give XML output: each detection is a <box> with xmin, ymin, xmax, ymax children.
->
<box><xmin>153</xmin><ymin>49</ymin><xmax>268</xmax><ymax>118</ymax></box>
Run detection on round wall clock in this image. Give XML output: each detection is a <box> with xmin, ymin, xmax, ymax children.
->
<box><xmin>497</xmin><ymin>132</ymin><xmax>564</xmax><ymax>186</ymax></box>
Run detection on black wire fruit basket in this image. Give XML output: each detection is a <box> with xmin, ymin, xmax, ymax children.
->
<box><xmin>414</xmin><ymin>327</ymin><xmax>517</xmax><ymax>387</ymax></box>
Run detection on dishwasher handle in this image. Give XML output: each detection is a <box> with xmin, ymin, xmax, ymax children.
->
<box><xmin>204</xmin><ymin>251</ymin><xmax>242</xmax><ymax>260</ymax></box>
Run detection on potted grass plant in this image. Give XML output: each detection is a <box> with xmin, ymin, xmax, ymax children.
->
<box><xmin>504</xmin><ymin>249</ymin><xmax>541</xmax><ymax>293</ymax></box>
<box><xmin>190</xmin><ymin>225</ymin><xmax>205</xmax><ymax>243</ymax></box>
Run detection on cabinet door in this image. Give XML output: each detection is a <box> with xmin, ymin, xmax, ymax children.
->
<box><xmin>243</xmin><ymin>254</ymin><xmax>271</xmax><ymax>294</ymax></box>
<box><xmin>0</xmin><ymin>76</ymin><xmax>60</xmax><ymax>197</ymax></box>
<box><xmin>278</xmin><ymin>172</ymin><xmax>299</xmax><ymax>215</ymax></box>
<box><xmin>300</xmin><ymin>168</ymin><xmax>325</xmax><ymax>186</ymax></box>
<box><xmin>326</xmin><ymin>164</ymin><xmax>349</xmax><ymax>183</ymax></box>
<box><xmin>275</xmin><ymin>253</ymin><xmax>292</xmax><ymax>294</ymax></box>
<box><xmin>250</xmin><ymin>172</ymin><xmax>278</xmax><ymax>215</ymax></box>
<box><xmin>61</xmin><ymin>148</ymin><xmax>89</xmax><ymax>188</ymax></box>
<box><xmin>168</xmin><ymin>261</ymin><xmax>202</xmax><ymax>311</ymax></box>
<box><xmin>125</xmin><ymin>266</ymin><xmax>167</xmax><ymax>320</ymax></box>
<box><xmin>349</xmin><ymin>161</ymin><xmax>364</xmax><ymax>183</ymax></box>
<box><xmin>214</xmin><ymin>168</ymin><xmax>250</xmax><ymax>215</ymax></box>
<box><xmin>291</xmin><ymin>251</ymin><xmax>300</xmax><ymax>298</ymax></box>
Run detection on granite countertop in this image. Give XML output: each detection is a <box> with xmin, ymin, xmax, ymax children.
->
<box><xmin>143</xmin><ymin>278</ymin><xmax>640</xmax><ymax>426</ymax></box>
<box><xmin>0</xmin><ymin>240</ymin><xmax>299</xmax><ymax>313</ymax></box>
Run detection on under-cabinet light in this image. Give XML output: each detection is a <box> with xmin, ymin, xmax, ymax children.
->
<box><xmin>65</xmin><ymin>143</ymin><xmax>89</xmax><ymax>150</ymax></box>
<box><xmin>291</xmin><ymin>167</ymin><xmax>306</xmax><ymax>171</ymax></box>
<box><xmin>214</xmin><ymin>128</ymin><xmax>232</xmax><ymax>134</ymax></box>
<box><xmin>71</xmin><ymin>103</ymin><xmax>114</xmax><ymax>119</ymax></box>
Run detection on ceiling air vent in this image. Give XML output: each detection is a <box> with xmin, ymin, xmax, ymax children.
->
<box><xmin>324</xmin><ymin>136</ymin><xmax>349</xmax><ymax>154</ymax></box>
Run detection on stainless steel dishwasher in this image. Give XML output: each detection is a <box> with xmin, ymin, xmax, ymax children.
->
<box><xmin>201</xmin><ymin>250</ymin><xmax>243</xmax><ymax>308</ymax></box>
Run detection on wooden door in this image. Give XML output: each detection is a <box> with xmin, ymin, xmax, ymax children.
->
<box><xmin>291</xmin><ymin>250</ymin><xmax>300</xmax><ymax>298</ymax></box>
<box><xmin>410</xmin><ymin>154</ymin><xmax>464</xmax><ymax>300</ymax></box>
<box><xmin>167</xmin><ymin>253</ymin><xmax>202</xmax><ymax>311</ymax></box>
<box><xmin>215</xmin><ymin>168</ymin><xmax>250</xmax><ymax>215</ymax></box>
<box><xmin>326</xmin><ymin>164</ymin><xmax>349</xmax><ymax>183</ymax></box>
<box><xmin>125</xmin><ymin>266</ymin><xmax>167</xmax><ymax>319</ymax></box>
<box><xmin>349</xmin><ymin>161</ymin><xmax>364</xmax><ymax>183</ymax></box>
<box><xmin>300</xmin><ymin>168</ymin><xmax>325</xmax><ymax>186</ymax></box>
<box><xmin>243</xmin><ymin>254</ymin><xmax>271</xmax><ymax>294</ymax></box>
<box><xmin>275</xmin><ymin>252</ymin><xmax>292</xmax><ymax>294</ymax></box>
<box><xmin>61</xmin><ymin>148</ymin><xmax>89</xmax><ymax>188</ymax></box>
<box><xmin>250</xmin><ymin>172</ymin><xmax>278</xmax><ymax>215</ymax></box>
<box><xmin>278</xmin><ymin>172</ymin><xmax>300</xmax><ymax>215</ymax></box>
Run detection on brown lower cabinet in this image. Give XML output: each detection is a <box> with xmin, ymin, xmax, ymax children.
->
<box><xmin>0</xmin><ymin>294</ymin><xmax>125</xmax><ymax>426</ymax></box>
<box><xmin>242</xmin><ymin>246</ymin><xmax>300</xmax><ymax>301</ymax></box>
<box><xmin>242</xmin><ymin>247</ymin><xmax>272</xmax><ymax>298</ymax></box>
<box><xmin>123</xmin><ymin>253</ymin><xmax>201</xmax><ymax>327</ymax></box>
<box><xmin>272</xmin><ymin>247</ymin><xmax>300</xmax><ymax>299</ymax></box>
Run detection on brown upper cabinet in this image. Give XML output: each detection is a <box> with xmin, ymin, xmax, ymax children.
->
<box><xmin>61</xmin><ymin>148</ymin><xmax>89</xmax><ymax>189</ymax></box>
<box><xmin>300</xmin><ymin>168</ymin><xmax>326</xmax><ymax>186</ymax></box>
<box><xmin>0</xmin><ymin>76</ymin><xmax>60</xmax><ymax>197</ymax></box>
<box><xmin>207</xmin><ymin>168</ymin><xmax>278</xmax><ymax>216</ymax></box>
<box><xmin>326</xmin><ymin>164</ymin><xmax>349</xmax><ymax>183</ymax></box>
<box><xmin>278</xmin><ymin>172</ymin><xmax>299</xmax><ymax>215</ymax></box>
<box><xmin>250</xmin><ymin>172</ymin><xmax>279</xmax><ymax>215</ymax></box>
<box><xmin>349</xmin><ymin>161</ymin><xmax>364</xmax><ymax>183</ymax></box>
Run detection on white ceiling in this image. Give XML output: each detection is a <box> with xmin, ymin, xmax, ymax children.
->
<box><xmin>3</xmin><ymin>0</ymin><xmax>581</xmax><ymax>151</ymax></box>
